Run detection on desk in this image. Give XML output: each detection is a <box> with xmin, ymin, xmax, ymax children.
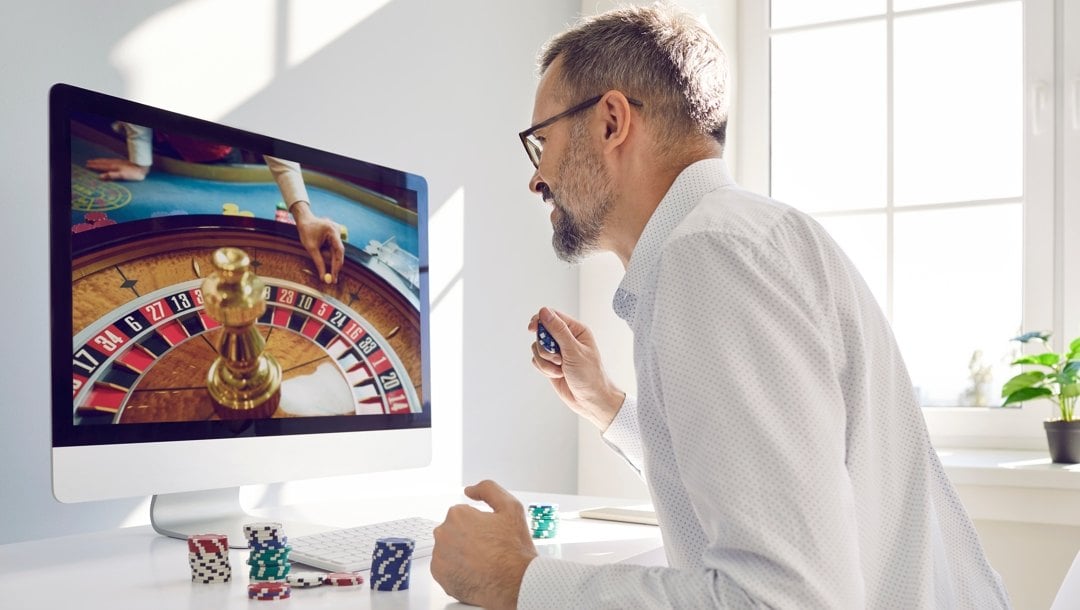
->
<box><xmin>0</xmin><ymin>492</ymin><xmax>664</xmax><ymax>609</ymax></box>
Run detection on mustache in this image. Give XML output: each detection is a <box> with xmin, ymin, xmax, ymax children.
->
<box><xmin>540</xmin><ymin>184</ymin><xmax>559</xmax><ymax>207</ymax></box>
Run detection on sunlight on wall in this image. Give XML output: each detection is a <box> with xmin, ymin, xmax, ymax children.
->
<box><xmin>285</xmin><ymin>0</ymin><xmax>391</xmax><ymax>67</ymax></box>
<box><xmin>428</xmin><ymin>187</ymin><xmax>466</xmax><ymax>483</ymax></box>
<box><xmin>109</xmin><ymin>0</ymin><xmax>276</xmax><ymax>120</ymax></box>
<box><xmin>430</xmin><ymin>188</ymin><xmax>465</xmax><ymax>301</ymax></box>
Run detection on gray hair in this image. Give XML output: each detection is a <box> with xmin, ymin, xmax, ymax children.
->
<box><xmin>539</xmin><ymin>2</ymin><xmax>728</xmax><ymax>151</ymax></box>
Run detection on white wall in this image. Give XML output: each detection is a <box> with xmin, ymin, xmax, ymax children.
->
<box><xmin>0</xmin><ymin>0</ymin><xmax>580</xmax><ymax>545</ymax></box>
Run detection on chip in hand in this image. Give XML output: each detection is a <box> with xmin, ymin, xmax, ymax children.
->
<box><xmin>537</xmin><ymin>322</ymin><xmax>560</xmax><ymax>354</ymax></box>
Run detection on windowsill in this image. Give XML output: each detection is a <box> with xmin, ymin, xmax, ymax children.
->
<box><xmin>938</xmin><ymin>448</ymin><xmax>1080</xmax><ymax>490</ymax></box>
<box><xmin>937</xmin><ymin>448</ymin><xmax>1080</xmax><ymax>527</ymax></box>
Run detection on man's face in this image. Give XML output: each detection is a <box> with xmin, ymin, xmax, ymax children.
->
<box><xmin>546</xmin><ymin>118</ymin><xmax>614</xmax><ymax>263</ymax></box>
<box><xmin>528</xmin><ymin>64</ymin><xmax>616</xmax><ymax>263</ymax></box>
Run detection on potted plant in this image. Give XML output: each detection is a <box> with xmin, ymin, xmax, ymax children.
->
<box><xmin>1001</xmin><ymin>331</ymin><xmax>1080</xmax><ymax>463</ymax></box>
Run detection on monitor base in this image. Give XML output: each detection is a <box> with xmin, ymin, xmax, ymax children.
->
<box><xmin>150</xmin><ymin>487</ymin><xmax>329</xmax><ymax>549</ymax></box>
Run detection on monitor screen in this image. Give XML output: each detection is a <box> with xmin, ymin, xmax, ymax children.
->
<box><xmin>50</xmin><ymin>84</ymin><xmax>431</xmax><ymax>533</ymax></box>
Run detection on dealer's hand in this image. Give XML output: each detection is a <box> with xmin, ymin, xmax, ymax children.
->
<box><xmin>431</xmin><ymin>480</ymin><xmax>538</xmax><ymax>610</ymax></box>
<box><xmin>290</xmin><ymin>200</ymin><xmax>345</xmax><ymax>283</ymax></box>
<box><xmin>86</xmin><ymin>158</ymin><xmax>149</xmax><ymax>181</ymax></box>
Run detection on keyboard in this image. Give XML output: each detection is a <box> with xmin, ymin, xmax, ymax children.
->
<box><xmin>288</xmin><ymin>516</ymin><xmax>439</xmax><ymax>573</ymax></box>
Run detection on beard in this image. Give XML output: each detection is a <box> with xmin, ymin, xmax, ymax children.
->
<box><xmin>548</xmin><ymin>122</ymin><xmax>615</xmax><ymax>263</ymax></box>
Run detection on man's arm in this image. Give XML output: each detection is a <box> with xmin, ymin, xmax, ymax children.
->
<box><xmin>264</xmin><ymin>156</ymin><xmax>309</xmax><ymax>207</ymax></box>
<box><xmin>263</xmin><ymin>156</ymin><xmax>344</xmax><ymax>283</ymax></box>
<box><xmin>599</xmin><ymin>393</ymin><xmax>644</xmax><ymax>476</ymax></box>
<box><xmin>519</xmin><ymin>232</ymin><xmax>864</xmax><ymax>609</ymax></box>
<box><xmin>85</xmin><ymin>122</ymin><xmax>150</xmax><ymax>181</ymax></box>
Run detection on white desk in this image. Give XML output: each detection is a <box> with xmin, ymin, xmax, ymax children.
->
<box><xmin>0</xmin><ymin>492</ymin><xmax>663</xmax><ymax>609</ymax></box>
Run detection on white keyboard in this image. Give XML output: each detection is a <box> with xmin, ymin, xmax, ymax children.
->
<box><xmin>288</xmin><ymin>516</ymin><xmax>439</xmax><ymax>573</ymax></box>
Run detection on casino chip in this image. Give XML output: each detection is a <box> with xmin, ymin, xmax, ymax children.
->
<box><xmin>187</xmin><ymin>533</ymin><xmax>232</xmax><ymax>584</ymax></box>
<box><xmin>286</xmin><ymin>571</ymin><xmax>328</xmax><ymax>588</ymax></box>
<box><xmin>243</xmin><ymin>521</ymin><xmax>292</xmax><ymax>583</ymax></box>
<box><xmin>371</xmin><ymin>538</ymin><xmax>414</xmax><ymax>591</ymax></box>
<box><xmin>248</xmin><ymin>581</ymin><xmax>291</xmax><ymax>601</ymax></box>
<box><xmin>537</xmin><ymin>322</ymin><xmax>560</xmax><ymax>354</ymax></box>
<box><xmin>528</xmin><ymin>504</ymin><xmax>560</xmax><ymax>540</ymax></box>
<box><xmin>326</xmin><ymin>572</ymin><xmax>365</xmax><ymax>586</ymax></box>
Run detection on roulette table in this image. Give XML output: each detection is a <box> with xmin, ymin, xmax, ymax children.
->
<box><xmin>69</xmin><ymin>125</ymin><xmax>419</xmax><ymax>258</ymax></box>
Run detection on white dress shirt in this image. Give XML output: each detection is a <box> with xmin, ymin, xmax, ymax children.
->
<box><xmin>518</xmin><ymin>159</ymin><xmax>1011</xmax><ymax>609</ymax></box>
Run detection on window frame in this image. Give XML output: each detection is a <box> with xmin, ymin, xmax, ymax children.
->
<box><xmin>736</xmin><ymin>0</ymin><xmax>1059</xmax><ymax>449</ymax></box>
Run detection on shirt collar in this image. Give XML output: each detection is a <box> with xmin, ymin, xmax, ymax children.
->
<box><xmin>612</xmin><ymin>158</ymin><xmax>735</xmax><ymax>322</ymax></box>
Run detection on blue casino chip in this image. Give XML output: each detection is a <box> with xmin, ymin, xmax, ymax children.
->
<box><xmin>537</xmin><ymin>322</ymin><xmax>560</xmax><ymax>354</ymax></box>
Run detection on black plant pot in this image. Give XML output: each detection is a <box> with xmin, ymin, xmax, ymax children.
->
<box><xmin>1044</xmin><ymin>420</ymin><xmax>1080</xmax><ymax>464</ymax></box>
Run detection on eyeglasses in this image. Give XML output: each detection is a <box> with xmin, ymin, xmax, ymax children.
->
<box><xmin>518</xmin><ymin>94</ymin><xmax>644</xmax><ymax>169</ymax></box>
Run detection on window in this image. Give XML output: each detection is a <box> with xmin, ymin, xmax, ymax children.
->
<box><xmin>737</xmin><ymin>0</ymin><xmax>1076</xmax><ymax>447</ymax></box>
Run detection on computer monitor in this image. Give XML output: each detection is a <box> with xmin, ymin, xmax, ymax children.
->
<box><xmin>49</xmin><ymin>83</ymin><xmax>431</xmax><ymax>547</ymax></box>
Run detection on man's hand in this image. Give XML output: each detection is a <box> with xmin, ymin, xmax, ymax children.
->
<box><xmin>85</xmin><ymin>158</ymin><xmax>149</xmax><ymax>181</ymax></box>
<box><xmin>290</xmin><ymin>201</ymin><xmax>345</xmax><ymax>283</ymax></box>
<box><xmin>529</xmin><ymin>307</ymin><xmax>625</xmax><ymax>431</ymax></box>
<box><xmin>431</xmin><ymin>480</ymin><xmax>538</xmax><ymax>610</ymax></box>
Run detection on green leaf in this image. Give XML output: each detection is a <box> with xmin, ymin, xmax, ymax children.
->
<box><xmin>1002</xmin><ymin>386</ymin><xmax>1053</xmax><ymax>406</ymax></box>
<box><xmin>1012</xmin><ymin>331</ymin><xmax>1052</xmax><ymax>343</ymax></box>
<box><xmin>1062</xmin><ymin>384</ymin><xmax>1080</xmax><ymax>399</ymax></box>
<box><xmin>1068</xmin><ymin>337</ymin><xmax>1080</xmax><ymax>360</ymax></box>
<box><xmin>1011</xmin><ymin>352</ymin><xmax>1062</xmax><ymax>367</ymax></box>
<box><xmin>1000</xmin><ymin>371</ymin><xmax>1046</xmax><ymax>397</ymax></box>
<box><xmin>1061</xmin><ymin>361</ymin><xmax>1080</xmax><ymax>382</ymax></box>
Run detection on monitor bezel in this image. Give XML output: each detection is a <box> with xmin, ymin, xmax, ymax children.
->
<box><xmin>50</xmin><ymin>83</ymin><xmax>431</xmax><ymax>449</ymax></box>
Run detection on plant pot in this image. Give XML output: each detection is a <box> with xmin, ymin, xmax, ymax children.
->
<box><xmin>1044</xmin><ymin>420</ymin><xmax>1080</xmax><ymax>464</ymax></box>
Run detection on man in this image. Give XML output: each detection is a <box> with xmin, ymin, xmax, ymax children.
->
<box><xmin>431</xmin><ymin>3</ymin><xmax>1011</xmax><ymax>609</ymax></box>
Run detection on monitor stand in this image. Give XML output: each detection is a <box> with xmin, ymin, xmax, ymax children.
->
<box><xmin>150</xmin><ymin>487</ymin><xmax>330</xmax><ymax>549</ymax></box>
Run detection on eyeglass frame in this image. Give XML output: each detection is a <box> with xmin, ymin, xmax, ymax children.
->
<box><xmin>518</xmin><ymin>93</ymin><xmax>644</xmax><ymax>169</ymax></box>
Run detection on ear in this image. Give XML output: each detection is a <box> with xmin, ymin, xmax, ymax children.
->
<box><xmin>596</xmin><ymin>90</ymin><xmax>635</xmax><ymax>155</ymax></box>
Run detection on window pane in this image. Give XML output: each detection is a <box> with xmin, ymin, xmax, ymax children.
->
<box><xmin>771</xmin><ymin>0</ymin><xmax>884</xmax><ymax>29</ymax></box>
<box><xmin>814</xmin><ymin>213</ymin><xmax>887</xmax><ymax>310</ymax></box>
<box><xmin>893</xmin><ymin>2</ymin><xmax>1022</xmax><ymax>205</ymax></box>
<box><xmin>771</xmin><ymin>22</ymin><xmax>886</xmax><ymax>213</ymax></box>
<box><xmin>893</xmin><ymin>0</ymin><xmax>969</xmax><ymax>12</ymax></box>
<box><xmin>892</xmin><ymin>205</ymin><xmax>1022</xmax><ymax>406</ymax></box>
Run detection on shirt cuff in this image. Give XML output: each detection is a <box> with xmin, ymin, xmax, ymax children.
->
<box><xmin>601</xmin><ymin>394</ymin><xmax>645</xmax><ymax>475</ymax></box>
<box><xmin>118</xmin><ymin>122</ymin><xmax>153</xmax><ymax>167</ymax></box>
<box><xmin>518</xmin><ymin>556</ymin><xmax>595</xmax><ymax>610</ymax></box>
<box><xmin>264</xmin><ymin>156</ymin><xmax>310</xmax><ymax>208</ymax></box>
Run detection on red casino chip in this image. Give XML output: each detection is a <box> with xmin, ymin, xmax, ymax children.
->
<box><xmin>187</xmin><ymin>533</ymin><xmax>229</xmax><ymax>553</ymax></box>
<box><xmin>325</xmin><ymin>572</ymin><xmax>364</xmax><ymax>586</ymax></box>
<box><xmin>247</xmin><ymin>581</ymin><xmax>291</xmax><ymax>600</ymax></box>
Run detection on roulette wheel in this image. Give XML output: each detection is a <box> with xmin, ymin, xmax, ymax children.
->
<box><xmin>70</xmin><ymin>216</ymin><xmax>422</xmax><ymax>425</ymax></box>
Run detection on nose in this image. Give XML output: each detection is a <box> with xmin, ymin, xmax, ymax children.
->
<box><xmin>528</xmin><ymin>169</ymin><xmax>546</xmax><ymax>196</ymax></box>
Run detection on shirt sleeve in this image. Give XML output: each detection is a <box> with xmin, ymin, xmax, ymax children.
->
<box><xmin>600</xmin><ymin>394</ymin><xmax>645</xmax><ymax>477</ymax></box>
<box><xmin>519</xmin><ymin>229</ymin><xmax>865</xmax><ymax>609</ymax></box>
<box><xmin>264</xmin><ymin>156</ymin><xmax>310</xmax><ymax>209</ymax></box>
<box><xmin>114</xmin><ymin>122</ymin><xmax>152</xmax><ymax>167</ymax></box>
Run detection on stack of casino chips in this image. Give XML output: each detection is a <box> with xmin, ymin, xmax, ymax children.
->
<box><xmin>187</xmin><ymin>533</ymin><xmax>232</xmax><ymax>583</ymax></box>
<box><xmin>529</xmin><ymin>503</ymin><xmax>559</xmax><ymax>539</ymax></box>
<box><xmin>244</xmin><ymin>522</ymin><xmax>291</xmax><ymax>582</ymax></box>
<box><xmin>370</xmin><ymin>537</ymin><xmax>414</xmax><ymax>591</ymax></box>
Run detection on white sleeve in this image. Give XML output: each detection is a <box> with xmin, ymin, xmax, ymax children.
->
<box><xmin>264</xmin><ymin>155</ymin><xmax>310</xmax><ymax>208</ymax></box>
<box><xmin>600</xmin><ymin>394</ymin><xmax>644</xmax><ymax>477</ymax></box>
<box><xmin>518</xmin><ymin>232</ymin><xmax>864</xmax><ymax>609</ymax></box>
<box><xmin>115</xmin><ymin>122</ymin><xmax>152</xmax><ymax>167</ymax></box>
